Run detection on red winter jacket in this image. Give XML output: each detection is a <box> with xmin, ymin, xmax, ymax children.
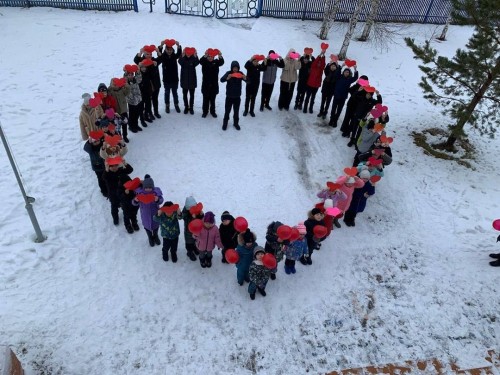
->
<box><xmin>306</xmin><ymin>55</ymin><xmax>326</xmax><ymax>88</ymax></box>
<box><xmin>100</xmin><ymin>95</ymin><xmax>118</xmax><ymax>112</ymax></box>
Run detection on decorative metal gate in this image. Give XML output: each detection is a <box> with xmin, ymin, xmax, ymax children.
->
<box><xmin>165</xmin><ymin>0</ymin><xmax>259</xmax><ymax>18</ymax></box>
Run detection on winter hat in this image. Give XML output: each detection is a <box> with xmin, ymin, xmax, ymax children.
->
<box><xmin>268</xmin><ymin>49</ymin><xmax>275</xmax><ymax>55</ymax></box>
<box><xmin>253</xmin><ymin>246</ymin><xmax>265</xmax><ymax>258</ymax></box>
<box><xmin>82</xmin><ymin>93</ymin><xmax>91</xmax><ymax>105</ymax></box>
<box><xmin>220</xmin><ymin>211</ymin><xmax>233</xmax><ymax>222</ymax></box>
<box><xmin>184</xmin><ymin>196</ymin><xmax>196</xmax><ymax>209</ymax></box>
<box><xmin>311</xmin><ymin>208</ymin><xmax>322</xmax><ymax>216</ymax></box>
<box><xmin>97</xmin><ymin>118</ymin><xmax>110</xmax><ymax>128</ymax></box>
<box><xmin>360</xmin><ymin>75</ymin><xmax>369</xmax><ymax>81</ymax></box>
<box><xmin>296</xmin><ymin>222</ymin><xmax>307</xmax><ymax>235</ymax></box>
<box><xmin>230</xmin><ymin>61</ymin><xmax>240</xmax><ymax>70</ymax></box>
<box><xmin>142</xmin><ymin>174</ymin><xmax>154</xmax><ymax>189</ymax></box>
<box><xmin>272</xmin><ymin>221</ymin><xmax>283</xmax><ymax>233</ymax></box>
<box><xmin>97</xmin><ymin>83</ymin><xmax>108</xmax><ymax>92</ymax></box>
<box><xmin>346</xmin><ymin>177</ymin><xmax>355</xmax><ymax>184</ymax></box>
<box><xmin>243</xmin><ymin>229</ymin><xmax>254</xmax><ymax>243</ymax></box>
<box><xmin>324</xmin><ymin>199</ymin><xmax>334</xmax><ymax>209</ymax></box>
<box><xmin>203</xmin><ymin>211</ymin><xmax>215</xmax><ymax>224</ymax></box>
<box><xmin>359</xmin><ymin>170</ymin><xmax>371</xmax><ymax>179</ymax></box>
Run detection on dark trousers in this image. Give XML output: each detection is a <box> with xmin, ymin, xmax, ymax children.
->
<box><xmin>202</xmin><ymin>92</ymin><xmax>217</xmax><ymax>115</ymax></box>
<box><xmin>95</xmin><ymin>170</ymin><xmax>107</xmax><ymax>196</ymax></box>
<box><xmin>162</xmin><ymin>237</ymin><xmax>179</xmax><ymax>261</ymax></box>
<box><xmin>143</xmin><ymin>93</ymin><xmax>153</xmax><ymax>117</ymax></box>
<box><xmin>348</xmin><ymin>117</ymin><xmax>363</xmax><ymax>141</ymax></box>
<box><xmin>120</xmin><ymin>112</ymin><xmax>129</xmax><ymax>138</ymax></box>
<box><xmin>319</xmin><ymin>94</ymin><xmax>333</xmax><ymax>114</ymax></box>
<box><xmin>186</xmin><ymin>242</ymin><xmax>198</xmax><ymax>255</ymax></box>
<box><xmin>285</xmin><ymin>258</ymin><xmax>296</xmax><ymax>268</ymax></box>
<box><xmin>295</xmin><ymin>82</ymin><xmax>307</xmax><ymax>106</ymax></box>
<box><xmin>152</xmin><ymin>87</ymin><xmax>160</xmax><ymax>114</ymax></box>
<box><xmin>344</xmin><ymin>209</ymin><xmax>357</xmax><ymax>224</ymax></box>
<box><xmin>278</xmin><ymin>81</ymin><xmax>295</xmax><ymax>110</ymax></box>
<box><xmin>182</xmin><ymin>88</ymin><xmax>195</xmax><ymax>109</ymax></box>
<box><xmin>303</xmin><ymin>86</ymin><xmax>319</xmax><ymax>111</ymax></box>
<box><xmin>330</xmin><ymin>98</ymin><xmax>347</xmax><ymax>123</ymax></box>
<box><xmin>245</xmin><ymin>85</ymin><xmax>259</xmax><ymax>113</ymax></box>
<box><xmin>223</xmin><ymin>97</ymin><xmax>241</xmax><ymax>125</ymax></box>
<box><xmin>128</xmin><ymin>102</ymin><xmax>142</xmax><ymax>130</ymax></box>
<box><xmin>110</xmin><ymin>199</ymin><xmax>120</xmax><ymax>222</ymax></box>
<box><xmin>163</xmin><ymin>82</ymin><xmax>179</xmax><ymax>105</ymax></box>
<box><xmin>123</xmin><ymin>206</ymin><xmax>139</xmax><ymax>230</ymax></box>
<box><xmin>260</xmin><ymin>82</ymin><xmax>274</xmax><ymax>107</ymax></box>
<box><xmin>340</xmin><ymin>103</ymin><xmax>357</xmax><ymax>135</ymax></box>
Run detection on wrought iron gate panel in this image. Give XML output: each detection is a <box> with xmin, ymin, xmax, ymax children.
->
<box><xmin>166</xmin><ymin>0</ymin><xmax>215</xmax><ymax>17</ymax></box>
<box><xmin>215</xmin><ymin>0</ymin><xmax>258</xmax><ymax>18</ymax></box>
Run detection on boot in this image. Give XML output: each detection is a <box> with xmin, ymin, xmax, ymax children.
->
<box><xmin>489</xmin><ymin>259</ymin><xmax>500</xmax><ymax>267</ymax></box>
<box><xmin>270</xmin><ymin>273</ymin><xmax>276</xmax><ymax>280</ymax></box>
<box><xmin>284</xmin><ymin>266</ymin><xmax>292</xmax><ymax>275</ymax></box>
<box><xmin>259</xmin><ymin>104</ymin><xmax>264</xmax><ymax>112</ymax></box>
<box><xmin>146</xmin><ymin>230</ymin><xmax>155</xmax><ymax>247</ymax></box>
<box><xmin>317</xmin><ymin>111</ymin><xmax>324</xmax><ymax>118</ymax></box>
<box><xmin>125</xmin><ymin>223</ymin><xmax>134</xmax><ymax>234</ymax></box>
<box><xmin>291</xmin><ymin>266</ymin><xmax>296</xmax><ymax>274</ymax></box>
<box><xmin>243</xmin><ymin>110</ymin><xmax>248</xmax><ymax>116</ymax></box>
<box><xmin>165</xmin><ymin>104</ymin><xmax>170</xmax><ymax>113</ymax></box>
<box><xmin>222</xmin><ymin>120</ymin><xmax>228</xmax><ymax>131</ymax></box>
<box><xmin>265</xmin><ymin>104</ymin><xmax>272</xmax><ymax>110</ymax></box>
<box><xmin>249</xmin><ymin>111</ymin><xmax>255</xmax><ymax>117</ymax></box>
<box><xmin>250</xmin><ymin>293</ymin><xmax>256</xmax><ymax>300</ymax></box>
<box><xmin>257</xmin><ymin>287</ymin><xmax>267</xmax><ymax>297</ymax></box>
<box><xmin>206</xmin><ymin>258</ymin><xmax>212</xmax><ymax>268</ymax></box>
<box><xmin>132</xmin><ymin>221</ymin><xmax>140</xmax><ymax>231</ymax></box>
<box><xmin>171</xmin><ymin>251</ymin><xmax>178</xmax><ymax>263</ymax></box>
<box><xmin>202</xmin><ymin>113</ymin><xmax>207</xmax><ymax>118</ymax></box>
<box><xmin>187</xmin><ymin>251</ymin><xmax>197</xmax><ymax>261</ymax></box>
<box><xmin>299</xmin><ymin>256</ymin><xmax>308</xmax><ymax>265</ymax></box>
<box><xmin>307</xmin><ymin>257</ymin><xmax>312</xmax><ymax>265</ymax></box>
<box><xmin>153</xmin><ymin>230</ymin><xmax>161</xmax><ymax>245</ymax></box>
<box><xmin>189</xmin><ymin>108</ymin><xmax>194</xmax><ymax>115</ymax></box>
<box><xmin>163</xmin><ymin>251</ymin><xmax>169</xmax><ymax>262</ymax></box>
<box><xmin>140</xmin><ymin>120</ymin><xmax>148</xmax><ymax>128</ymax></box>
<box><xmin>347</xmin><ymin>139</ymin><xmax>355</xmax><ymax>147</ymax></box>
<box><xmin>200</xmin><ymin>258</ymin><xmax>207</xmax><ymax>268</ymax></box>
<box><xmin>154</xmin><ymin>112</ymin><xmax>161</xmax><ymax>118</ymax></box>
<box><xmin>309</xmin><ymin>105</ymin><xmax>314</xmax><ymax>114</ymax></box>
<box><xmin>333</xmin><ymin>218</ymin><xmax>341</xmax><ymax>228</ymax></box>
<box><xmin>489</xmin><ymin>253</ymin><xmax>500</xmax><ymax>259</ymax></box>
<box><xmin>184</xmin><ymin>107</ymin><xmax>189</xmax><ymax>114</ymax></box>
<box><xmin>123</xmin><ymin>135</ymin><xmax>129</xmax><ymax>143</ymax></box>
<box><xmin>234</xmin><ymin>123</ymin><xmax>241</xmax><ymax>131</ymax></box>
<box><xmin>174</xmin><ymin>103</ymin><xmax>181</xmax><ymax>113</ymax></box>
<box><xmin>211</xmin><ymin>111</ymin><xmax>217</xmax><ymax>118</ymax></box>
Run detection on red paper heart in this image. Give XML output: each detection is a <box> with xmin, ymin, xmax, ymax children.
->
<box><xmin>140</xmin><ymin>58</ymin><xmax>154</xmax><ymax>67</ymax></box>
<box><xmin>124</xmin><ymin>177</ymin><xmax>141</xmax><ymax>191</ymax></box>
<box><xmin>231</xmin><ymin>72</ymin><xmax>243</xmax><ymax>79</ymax></box>
<box><xmin>184</xmin><ymin>47</ymin><xmax>196</xmax><ymax>57</ymax></box>
<box><xmin>330</xmin><ymin>54</ymin><xmax>338</xmax><ymax>62</ymax></box>
<box><xmin>105</xmin><ymin>135</ymin><xmax>122</xmax><ymax>147</ymax></box>
<box><xmin>379</xmin><ymin>135</ymin><xmax>394</xmax><ymax>144</ymax></box>
<box><xmin>89</xmin><ymin>130</ymin><xmax>104</xmax><ymax>140</ymax></box>
<box><xmin>143</xmin><ymin>45</ymin><xmax>156</xmax><ymax>53</ymax></box>
<box><xmin>364</xmin><ymin>85</ymin><xmax>376</xmax><ymax>93</ymax></box>
<box><xmin>304</xmin><ymin>47</ymin><xmax>313</xmax><ymax>55</ymax></box>
<box><xmin>373</xmin><ymin>149</ymin><xmax>385</xmax><ymax>156</ymax></box>
<box><xmin>161</xmin><ymin>203</ymin><xmax>180</xmax><ymax>214</ymax></box>
<box><xmin>374</xmin><ymin>123</ymin><xmax>385</xmax><ymax>132</ymax></box>
<box><xmin>189</xmin><ymin>202</ymin><xmax>203</xmax><ymax>215</ymax></box>
<box><xmin>213</xmin><ymin>48</ymin><xmax>220</xmax><ymax>56</ymax></box>
<box><xmin>136</xmin><ymin>194</ymin><xmax>156</xmax><ymax>204</ymax></box>
<box><xmin>368</xmin><ymin>156</ymin><xmax>383</xmax><ymax>165</ymax></box>
<box><xmin>207</xmin><ymin>48</ymin><xmax>218</xmax><ymax>57</ymax></box>
<box><xmin>345</xmin><ymin>59</ymin><xmax>357</xmax><ymax>67</ymax></box>
<box><xmin>375</xmin><ymin>104</ymin><xmax>388</xmax><ymax>113</ymax></box>
<box><xmin>107</xmin><ymin>124</ymin><xmax>116</xmax><ymax>132</ymax></box>
<box><xmin>252</xmin><ymin>54</ymin><xmax>265</xmax><ymax>61</ymax></box>
<box><xmin>94</xmin><ymin>91</ymin><xmax>104</xmax><ymax>99</ymax></box>
<box><xmin>370</xmin><ymin>108</ymin><xmax>383</xmax><ymax>118</ymax></box>
<box><xmin>88</xmin><ymin>97</ymin><xmax>101</xmax><ymax>108</ymax></box>
<box><xmin>320</xmin><ymin>42</ymin><xmax>329</xmax><ymax>50</ymax></box>
<box><xmin>106</xmin><ymin>156</ymin><xmax>123</xmax><ymax>166</ymax></box>
<box><xmin>344</xmin><ymin>167</ymin><xmax>358</xmax><ymax>177</ymax></box>
<box><xmin>370</xmin><ymin>175</ymin><xmax>382</xmax><ymax>183</ymax></box>
<box><xmin>164</xmin><ymin>39</ymin><xmax>176</xmax><ymax>48</ymax></box>
<box><xmin>123</xmin><ymin>64</ymin><xmax>139</xmax><ymax>74</ymax></box>
<box><xmin>112</xmin><ymin>77</ymin><xmax>127</xmax><ymax>88</ymax></box>
<box><xmin>326</xmin><ymin>181</ymin><xmax>342</xmax><ymax>191</ymax></box>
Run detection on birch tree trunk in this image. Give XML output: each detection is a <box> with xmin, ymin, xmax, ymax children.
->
<box><xmin>358</xmin><ymin>0</ymin><xmax>380</xmax><ymax>41</ymax></box>
<box><xmin>319</xmin><ymin>0</ymin><xmax>341</xmax><ymax>40</ymax></box>
<box><xmin>338</xmin><ymin>0</ymin><xmax>368</xmax><ymax>59</ymax></box>
<box><xmin>437</xmin><ymin>16</ymin><xmax>451</xmax><ymax>41</ymax></box>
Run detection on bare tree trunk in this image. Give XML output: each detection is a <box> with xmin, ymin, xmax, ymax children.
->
<box><xmin>437</xmin><ymin>16</ymin><xmax>451</xmax><ymax>41</ymax></box>
<box><xmin>358</xmin><ymin>0</ymin><xmax>380</xmax><ymax>41</ymax></box>
<box><xmin>338</xmin><ymin>0</ymin><xmax>368</xmax><ymax>59</ymax></box>
<box><xmin>319</xmin><ymin>0</ymin><xmax>341</xmax><ymax>40</ymax></box>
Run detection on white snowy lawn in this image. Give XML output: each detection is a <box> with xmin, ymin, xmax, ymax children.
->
<box><xmin>0</xmin><ymin>6</ymin><xmax>499</xmax><ymax>375</ymax></box>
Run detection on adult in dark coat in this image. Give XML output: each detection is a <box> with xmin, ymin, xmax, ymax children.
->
<box><xmin>340</xmin><ymin>75</ymin><xmax>369</xmax><ymax>136</ymax></box>
<box><xmin>219</xmin><ymin>211</ymin><xmax>238</xmax><ymax>263</ymax></box>
<box><xmin>83</xmin><ymin>137</ymin><xmax>107</xmax><ymax>197</ymax></box>
<box><xmin>200</xmin><ymin>50</ymin><xmax>225</xmax><ymax>118</ymax></box>
<box><xmin>300</xmin><ymin>208</ymin><xmax>326</xmax><ymax>265</ymax></box>
<box><xmin>118</xmin><ymin>175</ymin><xmax>140</xmax><ymax>234</ymax></box>
<box><xmin>329</xmin><ymin>66</ymin><xmax>359</xmax><ymax>127</ymax></box>
<box><xmin>220</xmin><ymin>61</ymin><xmax>247</xmax><ymax>131</ymax></box>
<box><xmin>317</xmin><ymin>61</ymin><xmax>340</xmax><ymax>119</ymax></box>
<box><xmin>178</xmin><ymin>51</ymin><xmax>200</xmax><ymax>114</ymax></box>
<box><xmin>137</xmin><ymin>63</ymin><xmax>155</xmax><ymax>124</ymax></box>
<box><xmin>294</xmin><ymin>52</ymin><xmax>315</xmax><ymax>110</ymax></box>
<box><xmin>134</xmin><ymin>48</ymin><xmax>162</xmax><ymax>119</ymax></box>
<box><xmin>348</xmin><ymin>89</ymin><xmax>383</xmax><ymax>147</ymax></box>
<box><xmin>158</xmin><ymin>40</ymin><xmax>182</xmax><ymax>113</ymax></box>
<box><xmin>102</xmin><ymin>160</ymin><xmax>134</xmax><ymax>226</ymax></box>
<box><xmin>260</xmin><ymin>50</ymin><xmax>284</xmax><ymax>111</ymax></box>
<box><xmin>243</xmin><ymin>56</ymin><xmax>267</xmax><ymax>116</ymax></box>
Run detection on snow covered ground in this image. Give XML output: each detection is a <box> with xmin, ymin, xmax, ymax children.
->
<box><xmin>0</xmin><ymin>5</ymin><xmax>499</xmax><ymax>375</ymax></box>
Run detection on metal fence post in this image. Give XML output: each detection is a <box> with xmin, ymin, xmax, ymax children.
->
<box><xmin>133</xmin><ymin>0</ymin><xmax>138</xmax><ymax>12</ymax></box>
<box><xmin>257</xmin><ymin>0</ymin><xmax>263</xmax><ymax>17</ymax></box>
<box><xmin>0</xmin><ymin>122</ymin><xmax>46</xmax><ymax>243</ymax></box>
<box><xmin>423</xmin><ymin>0</ymin><xmax>435</xmax><ymax>23</ymax></box>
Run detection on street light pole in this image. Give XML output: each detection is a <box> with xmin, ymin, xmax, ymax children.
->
<box><xmin>0</xmin><ymin>121</ymin><xmax>46</xmax><ymax>243</ymax></box>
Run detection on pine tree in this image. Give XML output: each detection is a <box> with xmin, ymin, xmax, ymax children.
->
<box><xmin>405</xmin><ymin>0</ymin><xmax>500</xmax><ymax>150</ymax></box>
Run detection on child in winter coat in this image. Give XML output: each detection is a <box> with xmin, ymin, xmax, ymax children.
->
<box><xmin>300</xmin><ymin>208</ymin><xmax>327</xmax><ymax>265</ymax></box>
<box><xmin>108</xmin><ymin>77</ymin><xmax>131</xmax><ymax>142</ymax></box>
<box><xmin>264</xmin><ymin>221</ymin><xmax>286</xmax><ymax>280</ymax></box>
<box><xmin>220</xmin><ymin>61</ymin><xmax>247</xmax><ymax>131</ymax></box>
<box><xmin>97</xmin><ymin>83</ymin><xmax>118</xmax><ymax>112</ymax></box>
<box><xmin>284</xmin><ymin>223</ymin><xmax>309</xmax><ymax>274</ymax></box>
<box><xmin>194</xmin><ymin>211</ymin><xmax>223</xmax><ymax>268</ymax></box>
<box><xmin>260</xmin><ymin>49</ymin><xmax>284</xmax><ymax>111</ymax></box>
<box><xmin>219</xmin><ymin>211</ymin><xmax>238</xmax><ymax>263</ymax></box>
<box><xmin>200</xmin><ymin>50</ymin><xmax>224</xmax><ymax>118</ymax></box>
<box><xmin>303</xmin><ymin>52</ymin><xmax>326</xmax><ymax>114</ymax></box>
<box><xmin>132</xmin><ymin>175</ymin><xmax>164</xmax><ymax>247</ymax></box>
<box><xmin>357</xmin><ymin>136</ymin><xmax>393</xmax><ymax>167</ymax></box>
<box><xmin>153</xmin><ymin>201</ymin><xmax>182</xmax><ymax>262</ymax></box>
<box><xmin>335</xmin><ymin>175</ymin><xmax>366</xmax><ymax>223</ymax></box>
<box><xmin>182</xmin><ymin>196</ymin><xmax>203</xmax><ymax>261</ymax></box>
<box><xmin>102</xmin><ymin>157</ymin><xmax>134</xmax><ymax>226</ymax></box>
<box><xmin>317</xmin><ymin>61</ymin><xmax>340</xmax><ymax>119</ymax></box>
<box><xmin>248</xmin><ymin>246</ymin><xmax>271</xmax><ymax>300</ymax></box>
<box><xmin>294</xmin><ymin>49</ymin><xmax>315</xmax><ymax>110</ymax></box>
<box><xmin>344</xmin><ymin>171</ymin><xmax>375</xmax><ymax>227</ymax></box>
<box><xmin>329</xmin><ymin>65</ymin><xmax>359</xmax><ymax>128</ymax></box>
<box><xmin>243</xmin><ymin>55</ymin><xmax>267</xmax><ymax>117</ymax></box>
<box><xmin>278</xmin><ymin>49</ymin><xmax>301</xmax><ymax>111</ymax></box>
<box><xmin>236</xmin><ymin>228</ymin><xmax>258</xmax><ymax>285</ymax></box>
<box><xmin>80</xmin><ymin>93</ymin><xmax>104</xmax><ymax>140</ymax></box>
<box><xmin>118</xmin><ymin>175</ymin><xmax>140</xmax><ymax>234</ymax></box>
<box><xmin>178</xmin><ymin>49</ymin><xmax>200</xmax><ymax>114</ymax></box>
<box><xmin>159</xmin><ymin>40</ymin><xmax>182</xmax><ymax>114</ymax></box>
<box><xmin>317</xmin><ymin>183</ymin><xmax>348</xmax><ymax>230</ymax></box>
<box><xmin>124</xmin><ymin>68</ymin><xmax>145</xmax><ymax>132</ymax></box>
<box><xmin>83</xmin><ymin>134</ymin><xmax>107</xmax><ymax>197</ymax></box>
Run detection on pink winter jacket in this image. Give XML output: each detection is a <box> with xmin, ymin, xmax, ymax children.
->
<box><xmin>335</xmin><ymin>175</ymin><xmax>365</xmax><ymax>212</ymax></box>
<box><xmin>195</xmin><ymin>225</ymin><xmax>223</xmax><ymax>252</ymax></box>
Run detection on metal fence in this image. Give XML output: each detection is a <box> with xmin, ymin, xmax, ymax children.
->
<box><xmin>0</xmin><ymin>0</ymin><xmax>138</xmax><ymax>11</ymax></box>
<box><xmin>165</xmin><ymin>0</ymin><xmax>259</xmax><ymax>18</ymax></box>
<box><xmin>261</xmin><ymin>0</ymin><xmax>452</xmax><ymax>24</ymax></box>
